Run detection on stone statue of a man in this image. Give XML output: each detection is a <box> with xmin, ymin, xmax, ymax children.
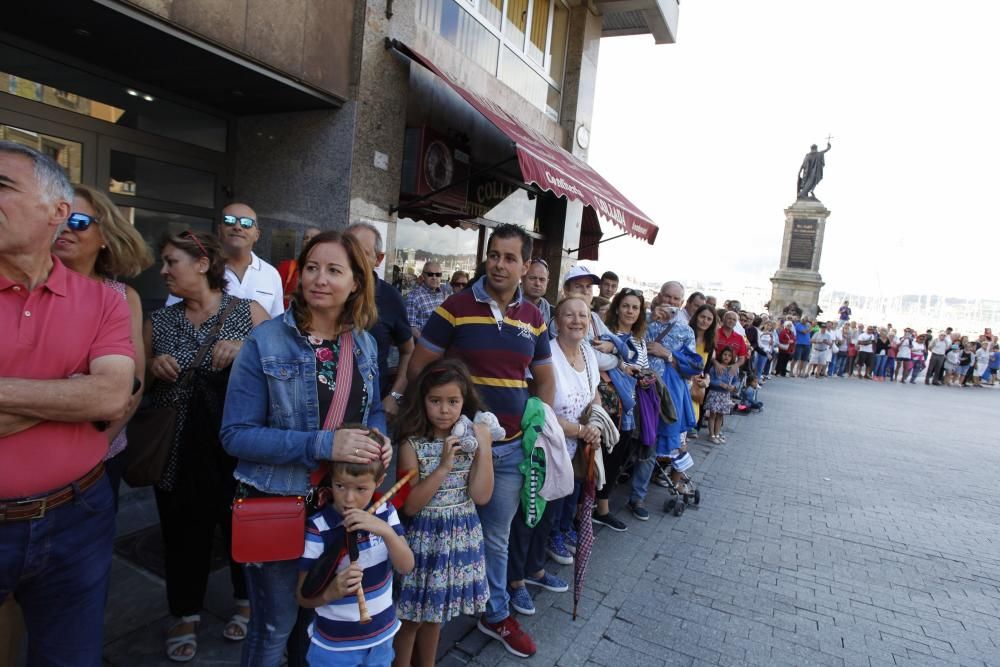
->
<box><xmin>797</xmin><ymin>142</ymin><xmax>832</xmax><ymax>200</ymax></box>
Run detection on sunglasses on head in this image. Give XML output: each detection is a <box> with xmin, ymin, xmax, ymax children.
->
<box><xmin>222</xmin><ymin>214</ymin><xmax>256</xmax><ymax>229</ymax></box>
<box><xmin>621</xmin><ymin>288</ymin><xmax>643</xmax><ymax>298</ymax></box>
<box><xmin>529</xmin><ymin>258</ymin><xmax>548</xmax><ymax>268</ymax></box>
<box><xmin>424</xmin><ymin>272</ymin><xmax>442</xmax><ymax>277</ymax></box>
<box><xmin>67</xmin><ymin>212</ymin><xmax>98</xmax><ymax>231</ymax></box>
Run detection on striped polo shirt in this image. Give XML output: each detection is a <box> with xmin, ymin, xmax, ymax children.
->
<box><xmin>419</xmin><ymin>276</ymin><xmax>552</xmax><ymax>443</ymax></box>
<box><xmin>299</xmin><ymin>502</ymin><xmax>404</xmax><ymax>652</ymax></box>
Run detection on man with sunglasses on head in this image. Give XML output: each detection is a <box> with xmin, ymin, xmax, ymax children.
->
<box><xmin>405</xmin><ymin>260</ymin><xmax>447</xmax><ymax>340</ymax></box>
<box><xmin>0</xmin><ymin>141</ymin><xmax>135</xmax><ymax>665</ymax></box>
<box><xmin>165</xmin><ymin>202</ymin><xmax>284</xmax><ymax>318</ymax></box>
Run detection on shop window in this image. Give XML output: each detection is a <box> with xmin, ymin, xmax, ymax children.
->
<box><xmin>392</xmin><ymin>217</ymin><xmax>480</xmax><ymax>292</ymax></box>
<box><xmin>109</xmin><ymin>151</ymin><xmax>215</xmax><ymax>209</ymax></box>
<box><xmin>0</xmin><ymin>124</ymin><xmax>82</xmax><ymax>183</ymax></box>
<box><xmin>0</xmin><ymin>44</ymin><xmax>227</xmax><ymax>152</ymax></box>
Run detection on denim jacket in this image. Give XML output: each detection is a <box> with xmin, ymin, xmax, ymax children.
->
<box><xmin>220</xmin><ymin>309</ymin><xmax>386</xmax><ymax>495</ymax></box>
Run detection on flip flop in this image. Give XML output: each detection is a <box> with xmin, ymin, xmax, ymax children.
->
<box><xmin>166</xmin><ymin>614</ymin><xmax>200</xmax><ymax>663</ymax></box>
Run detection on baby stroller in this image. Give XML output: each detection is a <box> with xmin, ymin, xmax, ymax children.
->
<box><xmin>653</xmin><ymin>449</ymin><xmax>700</xmax><ymax>516</ymax></box>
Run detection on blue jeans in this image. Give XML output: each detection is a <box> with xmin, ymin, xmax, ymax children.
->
<box><xmin>241</xmin><ymin>558</ymin><xmax>312</xmax><ymax>666</ymax></box>
<box><xmin>476</xmin><ymin>441</ymin><xmax>524</xmax><ymax>623</ymax></box>
<box><xmin>873</xmin><ymin>355</ymin><xmax>888</xmax><ymax>377</ymax></box>
<box><xmin>754</xmin><ymin>353</ymin><xmax>768</xmax><ymax>381</ymax></box>
<box><xmin>834</xmin><ymin>352</ymin><xmax>848</xmax><ymax>376</ymax></box>
<box><xmin>306</xmin><ymin>638</ymin><xmax>393</xmax><ymax>666</ymax></box>
<box><xmin>551</xmin><ymin>481</ymin><xmax>582</xmax><ymax>534</ymax></box>
<box><xmin>0</xmin><ymin>472</ymin><xmax>115</xmax><ymax>667</ymax></box>
<box><xmin>629</xmin><ymin>443</ymin><xmax>656</xmax><ymax>505</ymax></box>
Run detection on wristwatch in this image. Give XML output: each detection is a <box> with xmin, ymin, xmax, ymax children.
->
<box><xmin>389</xmin><ymin>391</ymin><xmax>404</xmax><ymax>401</ymax></box>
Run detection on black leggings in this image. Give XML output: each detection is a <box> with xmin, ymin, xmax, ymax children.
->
<box><xmin>597</xmin><ymin>430</ymin><xmax>634</xmax><ymax>501</ymax></box>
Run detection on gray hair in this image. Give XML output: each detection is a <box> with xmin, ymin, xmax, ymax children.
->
<box><xmin>660</xmin><ymin>280</ymin><xmax>684</xmax><ymax>295</ymax></box>
<box><xmin>0</xmin><ymin>140</ymin><xmax>73</xmax><ymax>205</ymax></box>
<box><xmin>345</xmin><ymin>221</ymin><xmax>384</xmax><ymax>255</ymax></box>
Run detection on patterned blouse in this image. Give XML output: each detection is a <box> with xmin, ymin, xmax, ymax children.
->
<box><xmin>148</xmin><ymin>293</ymin><xmax>253</xmax><ymax>491</ymax></box>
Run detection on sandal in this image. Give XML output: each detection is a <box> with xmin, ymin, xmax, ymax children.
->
<box><xmin>223</xmin><ymin>600</ymin><xmax>251</xmax><ymax>641</ymax></box>
<box><xmin>166</xmin><ymin>614</ymin><xmax>200</xmax><ymax>663</ymax></box>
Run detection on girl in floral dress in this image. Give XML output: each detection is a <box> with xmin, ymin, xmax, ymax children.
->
<box><xmin>392</xmin><ymin>359</ymin><xmax>495</xmax><ymax>667</ymax></box>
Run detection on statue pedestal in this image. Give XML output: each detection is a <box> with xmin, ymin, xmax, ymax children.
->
<box><xmin>769</xmin><ymin>198</ymin><xmax>829</xmax><ymax>319</ymax></box>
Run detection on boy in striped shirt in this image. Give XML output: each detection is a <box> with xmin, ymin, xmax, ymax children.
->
<box><xmin>297</xmin><ymin>459</ymin><xmax>414</xmax><ymax>666</ymax></box>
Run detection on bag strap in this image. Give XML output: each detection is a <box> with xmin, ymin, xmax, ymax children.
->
<box><xmin>653</xmin><ymin>319</ymin><xmax>677</xmax><ymax>345</ymax></box>
<box><xmin>179</xmin><ymin>297</ymin><xmax>240</xmax><ymax>386</ymax></box>
<box><xmin>311</xmin><ymin>331</ymin><xmax>356</xmax><ymax>486</ymax></box>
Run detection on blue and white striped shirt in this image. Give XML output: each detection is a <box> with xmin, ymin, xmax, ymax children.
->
<box><xmin>299</xmin><ymin>502</ymin><xmax>404</xmax><ymax>652</ymax></box>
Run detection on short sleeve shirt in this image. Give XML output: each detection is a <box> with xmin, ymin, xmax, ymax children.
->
<box><xmin>419</xmin><ymin>277</ymin><xmax>551</xmax><ymax>443</ymax></box>
<box><xmin>715</xmin><ymin>328</ymin><xmax>749</xmax><ymax>360</ymax></box>
<box><xmin>0</xmin><ymin>258</ymin><xmax>134</xmax><ymax>497</ymax></box>
<box><xmin>370</xmin><ymin>275</ymin><xmax>412</xmax><ymax>396</ymax></box>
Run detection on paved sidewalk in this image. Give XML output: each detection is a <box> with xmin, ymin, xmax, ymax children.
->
<box><xmin>78</xmin><ymin>377</ymin><xmax>1000</xmax><ymax>664</ymax></box>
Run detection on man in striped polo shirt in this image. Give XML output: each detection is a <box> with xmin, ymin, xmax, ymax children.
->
<box><xmin>408</xmin><ymin>224</ymin><xmax>554</xmax><ymax>658</ymax></box>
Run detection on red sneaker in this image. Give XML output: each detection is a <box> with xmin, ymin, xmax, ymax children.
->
<box><xmin>477</xmin><ymin>615</ymin><xmax>537</xmax><ymax>658</ymax></box>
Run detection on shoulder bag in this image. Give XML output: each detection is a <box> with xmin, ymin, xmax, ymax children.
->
<box><xmin>231</xmin><ymin>331</ymin><xmax>357</xmax><ymax>564</ymax></box>
<box><xmin>124</xmin><ymin>298</ymin><xmax>238</xmax><ymax>487</ymax></box>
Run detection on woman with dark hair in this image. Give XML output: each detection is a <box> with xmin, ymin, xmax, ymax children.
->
<box><xmin>145</xmin><ymin>231</ymin><xmax>269</xmax><ymax>661</ymax></box>
<box><xmin>690</xmin><ymin>304</ymin><xmax>717</xmax><ymax>424</ymax></box>
<box><xmin>593</xmin><ymin>288</ymin><xmax>649</xmax><ymax>527</ymax></box>
<box><xmin>53</xmin><ymin>184</ymin><xmax>153</xmax><ymax>499</ymax></box>
<box><xmin>221</xmin><ymin>230</ymin><xmax>390</xmax><ymax>666</ymax></box>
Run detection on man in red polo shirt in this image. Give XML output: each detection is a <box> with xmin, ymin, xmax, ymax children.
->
<box><xmin>716</xmin><ymin>310</ymin><xmax>749</xmax><ymax>366</ymax></box>
<box><xmin>0</xmin><ymin>141</ymin><xmax>135</xmax><ymax>665</ymax></box>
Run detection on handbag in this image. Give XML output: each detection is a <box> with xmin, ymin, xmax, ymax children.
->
<box><xmin>231</xmin><ymin>331</ymin><xmax>356</xmax><ymax>564</ymax></box>
<box><xmin>124</xmin><ymin>299</ymin><xmax>238</xmax><ymax>487</ymax></box>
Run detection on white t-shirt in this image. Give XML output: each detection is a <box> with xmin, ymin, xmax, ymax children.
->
<box><xmin>857</xmin><ymin>333</ymin><xmax>875</xmax><ymax>353</ymax></box>
<box><xmin>550</xmin><ymin>341</ymin><xmax>600</xmax><ymax>458</ymax></box>
<box><xmin>897</xmin><ymin>337</ymin><xmax>913</xmax><ymax>359</ymax></box>
<box><xmin>929</xmin><ymin>338</ymin><xmax>950</xmax><ymax>355</ymax></box>
<box><xmin>166</xmin><ymin>251</ymin><xmax>284</xmax><ymax>318</ymax></box>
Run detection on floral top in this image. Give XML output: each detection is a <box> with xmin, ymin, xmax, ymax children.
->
<box><xmin>303</xmin><ymin>334</ymin><xmax>367</xmax><ymax>426</ymax></box>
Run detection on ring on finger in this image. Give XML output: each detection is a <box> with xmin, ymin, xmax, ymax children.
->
<box><xmin>354</xmin><ymin>448</ymin><xmax>360</xmax><ymax>457</ymax></box>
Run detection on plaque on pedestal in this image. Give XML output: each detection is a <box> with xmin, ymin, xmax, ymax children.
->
<box><xmin>770</xmin><ymin>199</ymin><xmax>830</xmax><ymax>318</ymax></box>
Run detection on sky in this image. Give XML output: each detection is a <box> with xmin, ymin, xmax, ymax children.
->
<box><xmin>586</xmin><ymin>1</ymin><xmax>1000</xmax><ymax>301</ymax></box>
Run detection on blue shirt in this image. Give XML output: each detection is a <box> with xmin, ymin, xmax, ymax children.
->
<box><xmin>299</xmin><ymin>502</ymin><xmax>404</xmax><ymax>652</ymax></box>
<box><xmin>795</xmin><ymin>322</ymin><xmax>813</xmax><ymax>346</ymax></box>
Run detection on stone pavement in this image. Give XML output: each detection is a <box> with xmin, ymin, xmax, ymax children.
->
<box><xmin>34</xmin><ymin>376</ymin><xmax>998</xmax><ymax>665</ymax></box>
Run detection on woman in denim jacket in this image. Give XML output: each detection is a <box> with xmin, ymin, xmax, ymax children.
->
<box><xmin>221</xmin><ymin>230</ymin><xmax>390</xmax><ymax>666</ymax></box>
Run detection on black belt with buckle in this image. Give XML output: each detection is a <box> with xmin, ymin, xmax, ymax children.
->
<box><xmin>0</xmin><ymin>462</ymin><xmax>106</xmax><ymax>522</ymax></box>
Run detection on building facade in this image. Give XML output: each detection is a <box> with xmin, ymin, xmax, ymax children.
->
<box><xmin>0</xmin><ymin>0</ymin><xmax>677</xmax><ymax>306</ymax></box>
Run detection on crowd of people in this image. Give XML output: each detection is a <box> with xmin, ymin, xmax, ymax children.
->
<box><xmin>1</xmin><ymin>139</ymin><xmax>996</xmax><ymax>667</ymax></box>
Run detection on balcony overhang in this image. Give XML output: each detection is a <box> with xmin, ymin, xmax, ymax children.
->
<box><xmin>598</xmin><ymin>0</ymin><xmax>679</xmax><ymax>45</ymax></box>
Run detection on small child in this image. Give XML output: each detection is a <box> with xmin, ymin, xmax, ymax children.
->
<box><xmin>296</xmin><ymin>458</ymin><xmax>414</xmax><ymax>667</ymax></box>
<box><xmin>705</xmin><ymin>346</ymin><xmax>740</xmax><ymax>444</ymax></box>
<box><xmin>740</xmin><ymin>375</ymin><xmax>764</xmax><ymax>411</ymax></box>
<box><xmin>392</xmin><ymin>359</ymin><xmax>495</xmax><ymax>667</ymax></box>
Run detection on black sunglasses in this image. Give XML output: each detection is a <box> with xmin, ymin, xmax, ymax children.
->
<box><xmin>529</xmin><ymin>258</ymin><xmax>548</xmax><ymax>268</ymax></box>
<box><xmin>451</xmin><ymin>281</ymin><xmax>468</xmax><ymax>288</ymax></box>
<box><xmin>424</xmin><ymin>272</ymin><xmax>442</xmax><ymax>278</ymax></box>
<box><xmin>621</xmin><ymin>288</ymin><xmax>643</xmax><ymax>298</ymax></box>
<box><xmin>67</xmin><ymin>212</ymin><xmax>98</xmax><ymax>231</ymax></box>
<box><xmin>222</xmin><ymin>214</ymin><xmax>256</xmax><ymax>229</ymax></box>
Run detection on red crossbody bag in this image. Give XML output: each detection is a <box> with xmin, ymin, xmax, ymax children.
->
<box><xmin>231</xmin><ymin>332</ymin><xmax>355</xmax><ymax>563</ymax></box>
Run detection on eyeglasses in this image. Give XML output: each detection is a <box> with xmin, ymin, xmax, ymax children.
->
<box><xmin>424</xmin><ymin>272</ymin><xmax>442</xmax><ymax>278</ymax></box>
<box><xmin>222</xmin><ymin>214</ymin><xmax>256</xmax><ymax>229</ymax></box>
<box><xmin>67</xmin><ymin>212</ymin><xmax>98</xmax><ymax>231</ymax></box>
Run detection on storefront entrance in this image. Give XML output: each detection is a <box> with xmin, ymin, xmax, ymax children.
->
<box><xmin>0</xmin><ymin>43</ymin><xmax>229</xmax><ymax>310</ymax></box>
